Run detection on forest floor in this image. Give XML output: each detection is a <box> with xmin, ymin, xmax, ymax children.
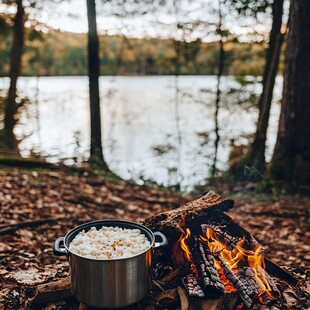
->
<box><xmin>0</xmin><ymin>166</ymin><xmax>309</xmax><ymax>309</ymax></box>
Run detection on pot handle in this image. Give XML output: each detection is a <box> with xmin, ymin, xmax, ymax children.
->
<box><xmin>53</xmin><ymin>237</ymin><xmax>67</xmax><ymax>256</ymax></box>
<box><xmin>154</xmin><ymin>231</ymin><xmax>168</xmax><ymax>248</ymax></box>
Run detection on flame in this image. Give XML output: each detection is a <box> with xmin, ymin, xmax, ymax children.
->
<box><xmin>248</xmin><ymin>246</ymin><xmax>272</xmax><ymax>297</ymax></box>
<box><xmin>180</xmin><ymin>228</ymin><xmax>192</xmax><ymax>261</ymax></box>
<box><xmin>201</xmin><ymin>228</ymin><xmax>246</xmax><ymax>269</ymax></box>
<box><xmin>202</xmin><ymin>227</ymin><xmax>272</xmax><ymax>297</ymax></box>
<box><xmin>178</xmin><ymin>226</ymin><xmax>273</xmax><ymax>299</ymax></box>
<box><xmin>178</xmin><ymin>227</ymin><xmax>200</xmax><ymax>276</ymax></box>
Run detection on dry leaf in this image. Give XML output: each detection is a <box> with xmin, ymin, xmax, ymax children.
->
<box><xmin>7</xmin><ymin>268</ymin><xmax>56</xmax><ymax>285</ymax></box>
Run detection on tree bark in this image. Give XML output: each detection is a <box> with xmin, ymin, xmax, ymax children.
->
<box><xmin>271</xmin><ymin>0</ymin><xmax>310</xmax><ymax>185</ymax></box>
<box><xmin>3</xmin><ymin>0</ymin><xmax>24</xmax><ymax>151</ymax></box>
<box><xmin>86</xmin><ymin>0</ymin><xmax>109</xmax><ymax>170</ymax></box>
<box><xmin>211</xmin><ymin>0</ymin><xmax>225</xmax><ymax>177</ymax></box>
<box><xmin>245</xmin><ymin>0</ymin><xmax>284</xmax><ymax>173</ymax></box>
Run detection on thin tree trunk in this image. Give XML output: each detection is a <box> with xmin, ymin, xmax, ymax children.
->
<box><xmin>211</xmin><ymin>0</ymin><xmax>224</xmax><ymax>177</ymax></box>
<box><xmin>174</xmin><ymin>40</ymin><xmax>182</xmax><ymax>188</ymax></box>
<box><xmin>173</xmin><ymin>0</ymin><xmax>183</xmax><ymax>189</ymax></box>
<box><xmin>4</xmin><ymin>0</ymin><xmax>24</xmax><ymax>151</ymax></box>
<box><xmin>246</xmin><ymin>0</ymin><xmax>284</xmax><ymax>173</ymax></box>
<box><xmin>86</xmin><ymin>0</ymin><xmax>109</xmax><ymax>170</ymax></box>
<box><xmin>271</xmin><ymin>0</ymin><xmax>310</xmax><ymax>185</ymax></box>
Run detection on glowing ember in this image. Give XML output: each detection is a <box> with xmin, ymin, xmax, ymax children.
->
<box><xmin>217</xmin><ymin>268</ymin><xmax>237</xmax><ymax>293</ymax></box>
<box><xmin>236</xmin><ymin>303</ymin><xmax>245</xmax><ymax>310</ymax></box>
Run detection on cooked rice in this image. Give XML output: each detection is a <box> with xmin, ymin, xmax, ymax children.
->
<box><xmin>69</xmin><ymin>226</ymin><xmax>151</xmax><ymax>259</ymax></box>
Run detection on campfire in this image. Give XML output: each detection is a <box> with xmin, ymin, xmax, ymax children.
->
<box><xmin>144</xmin><ymin>190</ymin><xmax>296</xmax><ymax>309</ymax></box>
<box><xmin>29</xmin><ymin>190</ymin><xmax>298</xmax><ymax>309</ymax></box>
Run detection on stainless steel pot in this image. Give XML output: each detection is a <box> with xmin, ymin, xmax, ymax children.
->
<box><xmin>53</xmin><ymin>219</ymin><xmax>167</xmax><ymax>308</ymax></box>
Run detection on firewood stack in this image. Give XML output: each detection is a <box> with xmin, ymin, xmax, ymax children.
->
<box><xmin>143</xmin><ymin>190</ymin><xmax>297</xmax><ymax>309</ymax></box>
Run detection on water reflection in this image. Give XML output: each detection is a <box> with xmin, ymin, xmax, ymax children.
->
<box><xmin>0</xmin><ymin>76</ymin><xmax>282</xmax><ymax>191</ymax></box>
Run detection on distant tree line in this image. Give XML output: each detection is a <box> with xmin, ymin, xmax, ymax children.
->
<box><xmin>0</xmin><ymin>27</ymin><xmax>272</xmax><ymax>76</ymax></box>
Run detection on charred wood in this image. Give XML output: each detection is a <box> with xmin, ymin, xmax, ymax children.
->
<box><xmin>235</xmin><ymin>267</ymin><xmax>262</xmax><ymax>295</ymax></box>
<box><xmin>256</xmin><ymin>266</ymin><xmax>282</xmax><ymax>297</ymax></box>
<box><xmin>265</xmin><ymin>258</ymin><xmax>297</xmax><ymax>286</ymax></box>
<box><xmin>182</xmin><ymin>272</ymin><xmax>205</xmax><ymax>298</ymax></box>
<box><xmin>201</xmin><ymin>223</ymin><xmax>242</xmax><ymax>250</ymax></box>
<box><xmin>143</xmin><ymin>191</ymin><xmax>234</xmax><ymax>235</ymax></box>
<box><xmin>214</xmin><ymin>254</ymin><xmax>256</xmax><ymax>309</ymax></box>
<box><xmin>189</xmin><ymin>235</ymin><xmax>225</xmax><ymax>297</ymax></box>
<box><xmin>215</xmin><ymin>213</ymin><xmax>263</xmax><ymax>250</ymax></box>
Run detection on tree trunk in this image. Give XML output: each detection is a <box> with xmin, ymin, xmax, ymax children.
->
<box><xmin>245</xmin><ymin>0</ymin><xmax>284</xmax><ymax>173</ymax></box>
<box><xmin>86</xmin><ymin>0</ymin><xmax>109</xmax><ymax>170</ymax></box>
<box><xmin>172</xmin><ymin>0</ymin><xmax>183</xmax><ymax>189</ymax></box>
<box><xmin>3</xmin><ymin>0</ymin><xmax>24</xmax><ymax>151</ymax></box>
<box><xmin>211</xmin><ymin>0</ymin><xmax>224</xmax><ymax>177</ymax></box>
<box><xmin>271</xmin><ymin>0</ymin><xmax>310</xmax><ymax>185</ymax></box>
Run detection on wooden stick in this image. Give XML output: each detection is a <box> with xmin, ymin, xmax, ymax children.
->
<box><xmin>0</xmin><ymin>218</ymin><xmax>58</xmax><ymax>235</ymax></box>
<box><xmin>265</xmin><ymin>258</ymin><xmax>297</xmax><ymax>286</ymax></box>
<box><xmin>161</xmin><ymin>268</ymin><xmax>180</xmax><ymax>282</ymax></box>
<box><xmin>177</xmin><ymin>286</ymin><xmax>189</xmax><ymax>310</ymax></box>
<box><xmin>31</xmin><ymin>277</ymin><xmax>71</xmax><ymax>304</ymax></box>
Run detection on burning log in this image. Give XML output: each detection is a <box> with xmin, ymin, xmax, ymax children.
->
<box><xmin>234</xmin><ymin>267</ymin><xmax>262</xmax><ymax>294</ymax></box>
<box><xmin>182</xmin><ymin>272</ymin><xmax>205</xmax><ymax>298</ymax></box>
<box><xmin>188</xmin><ymin>235</ymin><xmax>225</xmax><ymax>297</ymax></box>
<box><xmin>213</xmin><ymin>253</ymin><xmax>256</xmax><ymax>309</ymax></box>
<box><xmin>143</xmin><ymin>190</ymin><xmax>234</xmax><ymax>235</ymax></box>
<box><xmin>201</xmin><ymin>223</ymin><xmax>242</xmax><ymax>250</ymax></box>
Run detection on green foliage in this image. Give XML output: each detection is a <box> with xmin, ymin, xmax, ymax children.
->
<box><xmin>0</xmin><ymin>15</ymin><xmax>11</xmax><ymax>37</ymax></box>
<box><xmin>227</xmin><ymin>0</ymin><xmax>271</xmax><ymax>16</ymax></box>
<box><xmin>0</xmin><ymin>26</ymin><xmax>272</xmax><ymax>76</ymax></box>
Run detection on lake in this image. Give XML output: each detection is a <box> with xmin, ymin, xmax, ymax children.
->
<box><xmin>0</xmin><ymin>76</ymin><xmax>282</xmax><ymax>191</ymax></box>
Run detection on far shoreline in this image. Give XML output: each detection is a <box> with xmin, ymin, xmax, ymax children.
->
<box><xmin>0</xmin><ymin>74</ymin><xmax>271</xmax><ymax>78</ymax></box>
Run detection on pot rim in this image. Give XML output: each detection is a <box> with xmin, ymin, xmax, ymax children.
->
<box><xmin>63</xmin><ymin>219</ymin><xmax>155</xmax><ymax>262</ymax></box>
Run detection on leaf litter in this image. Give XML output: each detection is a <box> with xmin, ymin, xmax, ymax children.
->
<box><xmin>0</xmin><ymin>167</ymin><xmax>308</xmax><ymax>309</ymax></box>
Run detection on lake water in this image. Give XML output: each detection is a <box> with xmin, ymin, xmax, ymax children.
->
<box><xmin>0</xmin><ymin>76</ymin><xmax>282</xmax><ymax>191</ymax></box>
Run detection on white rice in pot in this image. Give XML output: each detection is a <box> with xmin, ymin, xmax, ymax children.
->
<box><xmin>68</xmin><ymin>226</ymin><xmax>151</xmax><ymax>260</ymax></box>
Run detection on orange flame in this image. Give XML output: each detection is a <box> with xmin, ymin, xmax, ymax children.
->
<box><xmin>248</xmin><ymin>246</ymin><xmax>272</xmax><ymax>297</ymax></box>
<box><xmin>180</xmin><ymin>228</ymin><xmax>192</xmax><ymax>261</ymax></box>
<box><xmin>202</xmin><ymin>227</ymin><xmax>272</xmax><ymax>297</ymax></box>
<box><xmin>178</xmin><ymin>227</ymin><xmax>200</xmax><ymax>276</ymax></box>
